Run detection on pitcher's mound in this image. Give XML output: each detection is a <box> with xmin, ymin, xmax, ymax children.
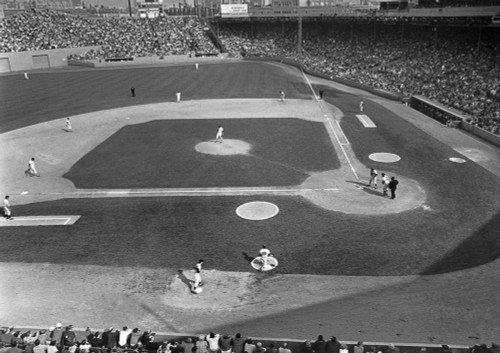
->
<box><xmin>195</xmin><ymin>139</ymin><xmax>251</xmax><ymax>155</ymax></box>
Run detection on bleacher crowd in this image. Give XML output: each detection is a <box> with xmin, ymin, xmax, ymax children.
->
<box><xmin>1</xmin><ymin>326</ymin><xmax>499</xmax><ymax>353</ymax></box>
<box><xmin>0</xmin><ymin>9</ymin><xmax>218</xmax><ymax>58</ymax></box>
<box><xmin>0</xmin><ymin>323</ymin><xmax>500</xmax><ymax>353</ymax></box>
<box><xmin>218</xmin><ymin>22</ymin><xmax>500</xmax><ymax>135</ymax></box>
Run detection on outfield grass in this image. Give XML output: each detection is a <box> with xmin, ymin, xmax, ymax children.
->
<box><xmin>0</xmin><ymin>62</ymin><xmax>310</xmax><ymax>133</ymax></box>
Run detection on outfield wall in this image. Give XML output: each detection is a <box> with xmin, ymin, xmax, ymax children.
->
<box><xmin>0</xmin><ymin>47</ymin><xmax>101</xmax><ymax>73</ymax></box>
<box><xmin>67</xmin><ymin>54</ymin><xmax>225</xmax><ymax>68</ymax></box>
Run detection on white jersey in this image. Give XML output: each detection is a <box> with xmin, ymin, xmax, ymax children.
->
<box><xmin>259</xmin><ymin>248</ymin><xmax>270</xmax><ymax>257</ymax></box>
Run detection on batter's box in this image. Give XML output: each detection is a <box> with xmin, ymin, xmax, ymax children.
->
<box><xmin>0</xmin><ymin>215</ymin><xmax>80</xmax><ymax>227</ymax></box>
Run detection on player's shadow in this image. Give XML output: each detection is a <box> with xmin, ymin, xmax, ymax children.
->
<box><xmin>242</xmin><ymin>252</ymin><xmax>254</xmax><ymax>264</ymax></box>
<box><xmin>177</xmin><ymin>270</ymin><xmax>193</xmax><ymax>289</ymax></box>
<box><xmin>346</xmin><ymin>180</ymin><xmax>387</xmax><ymax>198</ymax></box>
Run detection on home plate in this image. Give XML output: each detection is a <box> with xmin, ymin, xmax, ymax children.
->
<box><xmin>0</xmin><ymin>216</ymin><xmax>80</xmax><ymax>227</ymax></box>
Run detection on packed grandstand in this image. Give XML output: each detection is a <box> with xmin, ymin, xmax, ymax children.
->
<box><xmin>1</xmin><ymin>326</ymin><xmax>499</xmax><ymax>353</ymax></box>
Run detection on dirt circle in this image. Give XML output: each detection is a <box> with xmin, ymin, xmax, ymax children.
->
<box><xmin>195</xmin><ymin>139</ymin><xmax>251</xmax><ymax>155</ymax></box>
<box><xmin>369</xmin><ymin>153</ymin><xmax>401</xmax><ymax>163</ymax></box>
<box><xmin>236</xmin><ymin>201</ymin><xmax>279</xmax><ymax>220</ymax></box>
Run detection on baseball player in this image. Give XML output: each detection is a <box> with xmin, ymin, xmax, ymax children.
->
<box><xmin>193</xmin><ymin>259</ymin><xmax>204</xmax><ymax>292</ymax></box>
<box><xmin>25</xmin><ymin>157</ymin><xmax>40</xmax><ymax>177</ymax></box>
<box><xmin>368</xmin><ymin>168</ymin><xmax>378</xmax><ymax>188</ymax></box>
<box><xmin>64</xmin><ymin>118</ymin><xmax>73</xmax><ymax>132</ymax></box>
<box><xmin>3</xmin><ymin>195</ymin><xmax>13</xmax><ymax>220</ymax></box>
<box><xmin>216</xmin><ymin>125</ymin><xmax>224</xmax><ymax>143</ymax></box>
<box><xmin>258</xmin><ymin>245</ymin><xmax>271</xmax><ymax>271</ymax></box>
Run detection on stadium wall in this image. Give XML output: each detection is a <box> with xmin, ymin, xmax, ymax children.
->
<box><xmin>67</xmin><ymin>54</ymin><xmax>225</xmax><ymax>68</ymax></box>
<box><xmin>0</xmin><ymin>46</ymin><xmax>101</xmax><ymax>73</ymax></box>
<box><xmin>13</xmin><ymin>326</ymin><xmax>471</xmax><ymax>352</ymax></box>
<box><xmin>411</xmin><ymin>96</ymin><xmax>500</xmax><ymax>147</ymax></box>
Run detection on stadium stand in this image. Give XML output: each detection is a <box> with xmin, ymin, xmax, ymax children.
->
<box><xmin>0</xmin><ymin>10</ymin><xmax>219</xmax><ymax>58</ymax></box>
<box><xmin>218</xmin><ymin>21</ymin><xmax>500</xmax><ymax>136</ymax></box>
<box><xmin>0</xmin><ymin>326</ymin><xmax>487</xmax><ymax>353</ymax></box>
<box><xmin>416</xmin><ymin>0</ymin><xmax>500</xmax><ymax>7</ymax></box>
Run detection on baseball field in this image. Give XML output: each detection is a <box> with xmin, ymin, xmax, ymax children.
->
<box><xmin>1</xmin><ymin>60</ymin><xmax>500</xmax><ymax>345</ymax></box>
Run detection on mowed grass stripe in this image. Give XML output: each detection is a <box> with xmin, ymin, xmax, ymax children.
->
<box><xmin>0</xmin><ymin>62</ymin><xmax>310</xmax><ymax>133</ymax></box>
<box><xmin>2</xmin><ymin>194</ymin><xmax>500</xmax><ymax>276</ymax></box>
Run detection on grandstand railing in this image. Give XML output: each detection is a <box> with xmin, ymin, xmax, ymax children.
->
<box><xmin>2</xmin><ymin>326</ymin><xmax>472</xmax><ymax>353</ymax></box>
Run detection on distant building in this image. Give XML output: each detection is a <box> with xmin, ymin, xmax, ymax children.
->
<box><xmin>137</xmin><ymin>0</ymin><xmax>163</xmax><ymax>17</ymax></box>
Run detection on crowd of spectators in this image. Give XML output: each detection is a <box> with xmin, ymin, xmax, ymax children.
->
<box><xmin>0</xmin><ymin>9</ymin><xmax>219</xmax><ymax>58</ymax></box>
<box><xmin>1</xmin><ymin>326</ymin><xmax>500</xmax><ymax>353</ymax></box>
<box><xmin>218</xmin><ymin>22</ymin><xmax>500</xmax><ymax>135</ymax></box>
<box><xmin>415</xmin><ymin>0</ymin><xmax>500</xmax><ymax>8</ymax></box>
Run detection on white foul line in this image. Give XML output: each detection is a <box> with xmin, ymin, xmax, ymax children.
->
<box><xmin>4</xmin><ymin>217</ymin><xmax>72</xmax><ymax>221</ymax></box>
<box><xmin>89</xmin><ymin>188</ymin><xmax>342</xmax><ymax>195</ymax></box>
<box><xmin>300</xmin><ymin>69</ymin><xmax>359</xmax><ymax>181</ymax></box>
<box><xmin>336</xmin><ymin>120</ymin><xmax>351</xmax><ymax>145</ymax></box>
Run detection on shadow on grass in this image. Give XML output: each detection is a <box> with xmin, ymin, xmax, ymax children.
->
<box><xmin>242</xmin><ymin>252</ymin><xmax>254</xmax><ymax>264</ymax></box>
<box><xmin>420</xmin><ymin>210</ymin><xmax>500</xmax><ymax>275</ymax></box>
<box><xmin>140</xmin><ymin>303</ymin><xmax>179</xmax><ymax>332</ymax></box>
<box><xmin>346</xmin><ymin>180</ymin><xmax>388</xmax><ymax>198</ymax></box>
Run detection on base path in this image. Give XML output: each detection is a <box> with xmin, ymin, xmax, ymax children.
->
<box><xmin>0</xmin><ymin>215</ymin><xmax>80</xmax><ymax>226</ymax></box>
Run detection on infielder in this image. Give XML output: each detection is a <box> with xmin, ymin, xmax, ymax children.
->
<box><xmin>63</xmin><ymin>118</ymin><xmax>73</xmax><ymax>132</ymax></box>
<box><xmin>3</xmin><ymin>195</ymin><xmax>13</xmax><ymax>220</ymax></box>
<box><xmin>193</xmin><ymin>259</ymin><xmax>204</xmax><ymax>292</ymax></box>
<box><xmin>216</xmin><ymin>125</ymin><xmax>224</xmax><ymax>143</ymax></box>
<box><xmin>25</xmin><ymin>157</ymin><xmax>40</xmax><ymax>177</ymax></box>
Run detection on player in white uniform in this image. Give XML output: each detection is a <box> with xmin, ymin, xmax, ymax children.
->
<box><xmin>359</xmin><ymin>100</ymin><xmax>364</xmax><ymax>112</ymax></box>
<box><xmin>368</xmin><ymin>168</ymin><xmax>378</xmax><ymax>188</ymax></box>
<box><xmin>280</xmin><ymin>91</ymin><xmax>285</xmax><ymax>102</ymax></box>
<box><xmin>259</xmin><ymin>245</ymin><xmax>271</xmax><ymax>271</ymax></box>
<box><xmin>3</xmin><ymin>195</ymin><xmax>13</xmax><ymax>220</ymax></box>
<box><xmin>192</xmin><ymin>259</ymin><xmax>204</xmax><ymax>293</ymax></box>
<box><xmin>64</xmin><ymin>118</ymin><xmax>73</xmax><ymax>132</ymax></box>
<box><xmin>216</xmin><ymin>125</ymin><xmax>224</xmax><ymax>143</ymax></box>
<box><xmin>25</xmin><ymin>157</ymin><xmax>40</xmax><ymax>177</ymax></box>
<box><xmin>381</xmin><ymin>173</ymin><xmax>389</xmax><ymax>196</ymax></box>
